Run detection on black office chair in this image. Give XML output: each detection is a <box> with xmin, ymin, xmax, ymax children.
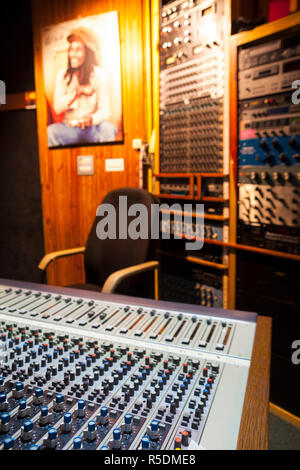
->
<box><xmin>38</xmin><ymin>187</ymin><xmax>160</xmax><ymax>299</ymax></box>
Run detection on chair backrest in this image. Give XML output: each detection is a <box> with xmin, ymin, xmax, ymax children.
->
<box><xmin>84</xmin><ymin>187</ymin><xmax>160</xmax><ymax>297</ymax></box>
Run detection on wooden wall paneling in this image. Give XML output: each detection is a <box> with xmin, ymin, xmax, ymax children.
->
<box><xmin>31</xmin><ymin>0</ymin><xmax>147</xmax><ymax>287</ymax></box>
<box><xmin>290</xmin><ymin>0</ymin><xmax>300</xmax><ymax>12</ymax></box>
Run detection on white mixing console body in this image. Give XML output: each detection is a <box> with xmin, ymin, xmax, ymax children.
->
<box><xmin>0</xmin><ymin>279</ymin><xmax>257</xmax><ymax>450</ymax></box>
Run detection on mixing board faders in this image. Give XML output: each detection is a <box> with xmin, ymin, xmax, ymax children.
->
<box><xmin>0</xmin><ymin>279</ymin><xmax>257</xmax><ymax>450</ymax></box>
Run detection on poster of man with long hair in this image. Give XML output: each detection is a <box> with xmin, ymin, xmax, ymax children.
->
<box><xmin>42</xmin><ymin>11</ymin><xmax>123</xmax><ymax>148</ymax></box>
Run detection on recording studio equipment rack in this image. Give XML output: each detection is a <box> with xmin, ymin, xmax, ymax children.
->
<box><xmin>159</xmin><ymin>0</ymin><xmax>227</xmax><ymax>174</ymax></box>
<box><xmin>229</xmin><ymin>13</ymin><xmax>300</xmax><ymax>418</ymax></box>
<box><xmin>0</xmin><ymin>279</ymin><xmax>257</xmax><ymax>450</ymax></box>
<box><xmin>153</xmin><ymin>0</ymin><xmax>230</xmax><ymax>309</ymax></box>
<box><xmin>237</xmin><ymin>26</ymin><xmax>300</xmax><ymax>254</ymax></box>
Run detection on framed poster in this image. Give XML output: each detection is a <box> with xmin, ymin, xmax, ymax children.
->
<box><xmin>42</xmin><ymin>11</ymin><xmax>123</xmax><ymax>148</ymax></box>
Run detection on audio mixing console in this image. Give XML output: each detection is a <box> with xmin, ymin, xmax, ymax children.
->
<box><xmin>0</xmin><ymin>279</ymin><xmax>257</xmax><ymax>450</ymax></box>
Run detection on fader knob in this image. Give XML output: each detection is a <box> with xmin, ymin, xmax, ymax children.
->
<box><xmin>146</xmin><ymin>397</ymin><xmax>152</xmax><ymax>408</ymax></box>
<box><xmin>170</xmin><ymin>402</ymin><xmax>177</xmax><ymax>414</ymax></box>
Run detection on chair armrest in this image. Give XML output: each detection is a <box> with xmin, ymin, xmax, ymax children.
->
<box><xmin>38</xmin><ymin>247</ymin><xmax>85</xmax><ymax>271</ymax></box>
<box><xmin>102</xmin><ymin>261</ymin><xmax>160</xmax><ymax>297</ymax></box>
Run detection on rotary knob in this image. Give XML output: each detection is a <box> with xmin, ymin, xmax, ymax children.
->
<box><xmin>21</xmin><ymin>420</ymin><xmax>34</xmax><ymax>442</ymax></box>
<box><xmin>279</xmin><ymin>153</ymin><xmax>290</xmax><ymax>165</ymax></box>
<box><xmin>39</xmin><ymin>405</ymin><xmax>51</xmax><ymax>426</ymax></box>
<box><xmin>53</xmin><ymin>393</ymin><xmax>64</xmax><ymax>412</ymax></box>
<box><xmin>259</xmin><ymin>138</ymin><xmax>268</xmax><ymax>150</ymax></box>
<box><xmin>0</xmin><ymin>393</ymin><xmax>8</xmax><ymax>411</ymax></box>
<box><xmin>97</xmin><ymin>406</ymin><xmax>109</xmax><ymax>426</ymax></box>
<box><xmin>84</xmin><ymin>420</ymin><xmax>96</xmax><ymax>442</ymax></box>
<box><xmin>76</xmin><ymin>399</ymin><xmax>86</xmax><ymax>418</ymax></box>
<box><xmin>112</xmin><ymin>428</ymin><xmax>122</xmax><ymax>449</ymax></box>
<box><xmin>45</xmin><ymin>427</ymin><xmax>58</xmax><ymax>449</ymax></box>
<box><xmin>141</xmin><ymin>435</ymin><xmax>151</xmax><ymax>449</ymax></box>
<box><xmin>271</xmin><ymin>138</ymin><xmax>282</xmax><ymax>151</ymax></box>
<box><xmin>3</xmin><ymin>435</ymin><xmax>14</xmax><ymax>449</ymax></box>
<box><xmin>33</xmin><ymin>387</ymin><xmax>44</xmax><ymax>405</ymax></box>
<box><xmin>73</xmin><ymin>436</ymin><xmax>82</xmax><ymax>449</ymax></box>
<box><xmin>61</xmin><ymin>412</ymin><xmax>72</xmax><ymax>433</ymax></box>
<box><xmin>0</xmin><ymin>412</ymin><xmax>11</xmax><ymax>433</ymax></box>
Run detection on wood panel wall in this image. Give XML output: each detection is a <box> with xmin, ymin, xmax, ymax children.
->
<box><xmin>31</xmin><ymin>0</ymin><xmax>148</xmax><ymax>287</ymax></box>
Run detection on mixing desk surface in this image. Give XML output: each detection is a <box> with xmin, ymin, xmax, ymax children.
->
<box><xmin>0</xmin><ymin>279</ymin><xmax>257</xmax><ymax>450</ymax></box>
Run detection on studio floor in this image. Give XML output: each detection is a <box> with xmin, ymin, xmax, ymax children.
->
<box><xmin>269</xmin><ymin>413</ymin><xmax>300</xmax><ymax>450</ymax></box>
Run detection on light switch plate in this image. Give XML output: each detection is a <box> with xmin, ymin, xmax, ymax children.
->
<box><xmin>105</xmin><ymin>158</ymin><xmax>124</xmax><ymax>172</ymax></box>
<box><xmin>77</xmin><ymin>155</ymin><xmax>94</xmax><ymax>176</ymax></box>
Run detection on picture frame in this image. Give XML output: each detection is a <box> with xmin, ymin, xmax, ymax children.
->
<box><xmin>42</xmin><ymin>11</ymin><xmax>123</xmax><ymax>148</ymax></box>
